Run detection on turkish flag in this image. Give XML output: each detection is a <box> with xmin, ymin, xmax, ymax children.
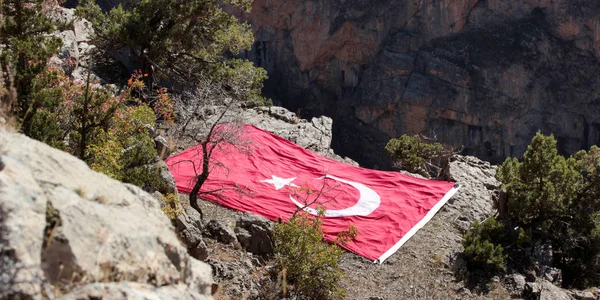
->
<box><xmin>166</xmin><ymin>124</ymin><xmax>458</xmax><ymax>263</ymax></box>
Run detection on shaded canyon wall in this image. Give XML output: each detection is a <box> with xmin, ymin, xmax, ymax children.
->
<box><xmin>241</xmin><ymin>0</ymin><xmax>600</xmax><ymax>167</ymax></box>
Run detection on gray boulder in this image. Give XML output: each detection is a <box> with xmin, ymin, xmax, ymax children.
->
<box><xmin>173</xmin><ymin>103</ymin><xmax>358</xmax><ymax>166</ymax></box>
<box><xmin>49</xmin><ymin>6</ymin><xmax>75</xmax><ymax>23</ymax></box>
<box><xmin>189</xmin><ymin>239</ymin><xmax>209</xmax><ymax>262</ymax></box>
<box><xmin>234</xmin><ymin>228</ymin><xmax>252</xmax><ymax>250</ymax></box>
<box><xmin>156</xmin><ymin>160</ymin><xmax>178</xmax><ymax>194</ymax></box>
<box><xmin>73</xmin><ymin>18</ymin><xmax>93</xmax><ymax>43</ymax></box>
<box><xmin>242</xmin><ymin>106</ymin><xmax>357</xmax><ymax>164</ymax></box>
<box><xmin>56</xmin><ymin>30</ymin><xmax>78</xmax><ymax>61</ymax></box>
<box><xmin>0</xmin><ymin>129</ymin><xmax>214</xmax><ymax>299</ymax></box>
<box><xmin>441</xmin><ymin>156</ymin><xmax>499</xmax><ymax>231</ymax></box>
<box><xmin>505</xmin><ymin>274</ymin><xmax>527</xmax><ymax>298</ymax></box>
<box><xmin>155</xmin><ymin>135</ymin><xmax>171</xmax><ymax>159</ymax></box>
<box><xmin>235</xmin><ymin>213</ymin><xmax>274</xmax><ymax>256</ymax></box>
<box><xmin>524</xmin><ymin>281</ymin><xmax>573</xmax><ymax>300</ymax></box>
<box><xmin>204</xmin><ymin>257</ymin><xmax>261</xmax><ymax>298</ymax></box>
<box><xmin>0</xmin><ymin>156</ymin><xmax>47</xmax><ymax>298</ymax></box>
<box><xmin>242</xmin><ymin>107</ymin><xmax>334</xmax><ymax>158</ymax></box>
<box><xmin>177</xmin><ymin>206</ymin><xmax>204</xmax><ymax>232</ymax></box>
<box><xmin>58</xmin><ymin>275</ymin><xmax>213</xmax><ymax>300</ymax></box>
<box><xmin>571</xmin><ymin>290</ymin><xmax>596</xmax><ymax>300</ymax></box>
<box><xmin>176</xmin><ymin>206</ymin><xmax>208</xmax><ymax>260</ymax></box>
<box><xmin>178</xmin><ymin>222</ymin><xmax>204</xmax><ymax>249</ymax></box>
<box><xmin>236</xmin><ymin>212</ymin><xmax>274</xmax><ymax>231</ymax></box>
<box><xmin>50</xmin><ymin>8</ymin><xmax>100</xmax><ymax>82</ymax></box>
<box><xmin>205</xmin><ymin>220</ymin><xmax>237</xmax><ymax>245</ymax></box>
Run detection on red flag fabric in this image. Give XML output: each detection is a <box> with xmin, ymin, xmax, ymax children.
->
<box><xmin>166</xmin><ymin>124</ymin><xmax>458</xmax><ymax>263</ymax></box>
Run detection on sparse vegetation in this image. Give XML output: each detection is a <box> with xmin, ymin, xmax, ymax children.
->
<box><xmin>74</xmin><ymin>187</ymin><xmax>87</xmax><ymax>198</ymax></box>
<box><xmin>462</xmin><ymin>132</ymin><xmax>600</xmax><ymax>288</ymax></box>
<box><xmin>160</xmin><ymin>193</ymin><xmax>184</xmax><ymax>219</ymax></box>
<box><xmin>76</xmin><ymin>0</ymin><xmax>268</xmax><ymax>105</ymax></box>
<box><xmin>0</xmin><ymin>0</ymin><xmax>174</xmax><ymax>191</ymax></box>
<box><xmin>43</xmin><ymin>201</ymin><xmax>61</xmax><ymax>249</ymax></box>
<box><xmin>462</xmin><ymin>218</ymin><xmax>506</xmax><ymax>275</ymax></box>
<box><xmin>273</xmin><ymin>209</ymin><xmax>357</xmax><ymax>299</ymax></box>
<box><xmin>25</xmin><ymin>67</ymin><xmax>168</xmax><ymax>190</ymax></box>
<box><xmin>94</xmin><ymin>195</ymin><xmax>108</xmax><ymax>205</ymax></box>
<box><xmin>385</xmin><ymin>134</ymin><xmax>456</xmax><ymax>178</ymax></box>
<box><xmin>0</xmin><ymin>0</ymin><xmax>61</xmax><ymax>134</ymax></box>
<box><xmin>0</xmin><ymin>64</ymin><xmax>17</xmax><ymax>130</ymax></box>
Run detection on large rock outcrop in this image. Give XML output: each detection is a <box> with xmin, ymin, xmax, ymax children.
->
<box><xmin>239</xmin><ymin>0</ymin><xmax>600</xmax><ymax>167</ymax></box>
<box><xmin>49</xmin><ymin>7</ymin><xmax>98</xmax><ymax>82</ymax></box>
<box><xmin>173</xmin><ymin>103</ymin><xmax>358</xmax><ymax>166</ymax></box>
<box><xmin>0</xmin><ymin>129</ymin><xmax>214</xmax><ymax>299</ymax></box>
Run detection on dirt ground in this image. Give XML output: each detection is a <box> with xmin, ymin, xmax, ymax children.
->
<box><xmin>192</xmin><ymin>194</ymin><xmax>510</xmax><ymax>300</ymax></box>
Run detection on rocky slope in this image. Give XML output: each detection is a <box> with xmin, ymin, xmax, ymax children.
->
<box><xmin>34</xmin><ymin>3</ymin><xmax>600</xmax><ymax>299</ymax></box>
<box><xmin>2</xmin><ymin>98</ymin><xmax>591</xmax><ymax>299</ymax></box>
<box><xmin>165</xmin><ymin>100</ymin><xmax>588</xmax><ymax>299</ymax></box>
<box><xmin>0</xmin><ymin>129</ymin><xmax>214</xmax><ymax>299</ymax></box>
<box><xmin>182</xmin><ymin>146</ymin><xmax>588</xmax><ymax>299</ymax></box>
<box><xmin>239</xmin><ymin>0</ymin><xmax>600</xmax><ymax>167</ymax></box>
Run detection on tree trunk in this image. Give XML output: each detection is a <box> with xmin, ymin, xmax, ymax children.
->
<box><xmin>79</xmin><ymin>70</ymin><xmax>92</xmax><ymax>160</ymax></box>
<box><xmin>188</xmin><ymin>142</ymin><xmax>210</xmax><ymax>221</ymax></box>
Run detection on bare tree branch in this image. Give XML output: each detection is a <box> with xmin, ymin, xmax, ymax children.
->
<box><xmin>290</xmin><ymin>174</ymin><xmax>341</xmax><ymax>219</ymax></box>
<box><xmin>168</xmin><ymin>76</ymin><xmax>252</xmax><ymax>222</ymax></box>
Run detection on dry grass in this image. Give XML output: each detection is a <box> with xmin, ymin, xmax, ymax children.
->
<box><xmin>216</xmin><ymin>250</ymin><xmax>239</xmax><ymax>263</ymax></box>
<box><xmin>486</xmin><ymin>281</ymin><xmax>512</xmax><ymax>299</ymax></box>
<box><xmin>433</xmin><ymin>250</ymin><xmax>446</xmax><ymax>266</ymax></box>
<box><xmin>0</xmin><ymin>64</ymin><xmax>18</xmax><ymax>132</ymax></box>
<box><xmin>0</xmin><ymin>107</ymin><xmax>16</xmax><ymax>131</ymax></box>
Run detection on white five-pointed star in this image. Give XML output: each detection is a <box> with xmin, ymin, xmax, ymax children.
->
<box><xmin>260</xmin><ymin>175</ymin><xmax>299</xmax><ymax>190</ymax></box>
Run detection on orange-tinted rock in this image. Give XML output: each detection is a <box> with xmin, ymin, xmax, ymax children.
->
<box><xmin>243</xmin><ymin>0</ymin><xmax>600</xmax><ymax>167</ymax></box>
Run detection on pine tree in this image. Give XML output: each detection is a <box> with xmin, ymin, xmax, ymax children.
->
<box><xmin>493</xmin><ymin>132</ymin><xmax>600</xmax><ymax>287</ymax></box>
<box><xmin>0</xmin><ymin>0</ymin><xmax>61</xmax><ymax>133</ymax></box>
<box><xmin>77</xmin><ymin>0</ymin><xmax>267</xmax><ymax>104</ymax></box>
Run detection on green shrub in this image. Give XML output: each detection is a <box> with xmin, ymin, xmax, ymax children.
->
<box><xmin>160</xmin><ymin>193</ymin><xmax>184</xmax><ymax>219</ymax></box>
<box><xmin>497</xmin><ymin>133</ymin><xmax>582</xmax><ymax>231</ymax></box>
<box><xmin>273</xmin><ymin>211</ymin><xmax>357</xmax><ymax>299</ymax></box>
<box><xmin>22</xmin><ymin>68</ymin><xmax>169</xmax><ymax>191</ymax></box>
<box><xmin>462</xmin><ymin>218</ymin><xmax>507</xmax><ymax>274</ymax></box>
<box><xmin>87</xmin><ymin>104</ymin><xmax>162</xmax><ymax>189</ymax></box>
<box><xmin>27</xmin><ymin>109</ymin><xmax>64</xmax><ymax>149</ymax></box>
<box><xmin>0</xmin><ymin>0</ymin><xmax>61</xmax><ymax>134</ymax></box>
<box><xmin>385</xmin><ymin>134</ymin><xmax>445</xmax><ymax>178</ymax></box>
<box><xmin>491</xmin><ymin>132</ymin><xmax>600</xmax><ymax>287</ymax></box>
<box><xmin>76</xmin><ymin>0</ymin><xmax>267</xmax><ymax>105</ymax></box>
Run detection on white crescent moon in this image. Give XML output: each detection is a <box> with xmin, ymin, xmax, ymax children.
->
<box><xmin>289</xmin><ymin>174</ymin><xmax>381</xmax><ymax>217</ymax></box>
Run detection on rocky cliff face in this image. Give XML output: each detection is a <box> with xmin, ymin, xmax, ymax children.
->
<box><xmin>241</xmin><ymin>0</ymin><xmax>600</xmax><ymax>167</ymax></box>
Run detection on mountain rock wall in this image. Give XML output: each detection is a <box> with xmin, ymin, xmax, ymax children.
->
<box><xmin>242</xmin><ymin>0</ymin><xmax>600</xmax><ymax>167</ymax></box>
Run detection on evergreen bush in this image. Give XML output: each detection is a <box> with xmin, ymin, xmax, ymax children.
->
<box><xmin>273</xmin><ymin>210</ymin><xmax>357</xmax><ymax>299</ymax></box>
<box><xmin>385</xmin><ymin>134</ymin><xmax>448</xmax><ymax>178</ymax></box>
<box><xmin>463</xmin><ymin>132</ymin><xmax>600</xmax><ymax>288</ymax></box>
<box><xmin>462</xmin><ymin>218</ymin><xmax>506</xmax><ymax>274</ymax></box>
